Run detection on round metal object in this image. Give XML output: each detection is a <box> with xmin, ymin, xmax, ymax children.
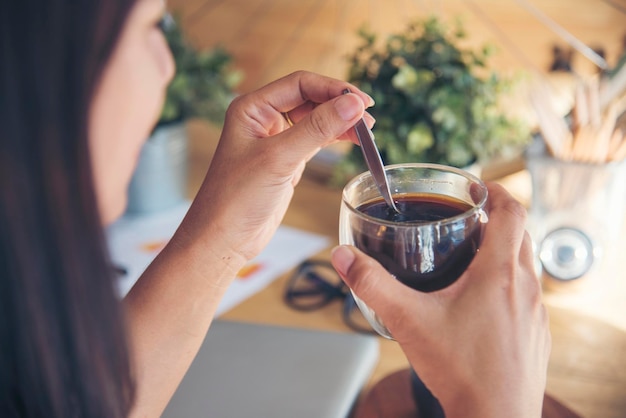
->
<box><xmin>539</xmin><ymin>227</ymin><xmax>595</xmax><ymax>281</ymax></box>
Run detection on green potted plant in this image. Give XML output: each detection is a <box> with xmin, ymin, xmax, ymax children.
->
<box><xmin>333</xmin><ymin>16</ymin><xmax>530</xmax><ymax>184</ymax></box>
<box><xmin>158</xmin><ymin>15</ymin><xmax>242</xmax><ymax>127</ymax></box>
<box><xmin>127</xmin><ymin>15</ymin><xmax>242</xmax><ymax>214</ymax></box>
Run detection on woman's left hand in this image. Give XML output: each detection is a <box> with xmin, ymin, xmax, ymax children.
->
<box><xmin>180</xmin><ymin>71</ymin><xmax>374</xmax><ymax>262</ymax></box>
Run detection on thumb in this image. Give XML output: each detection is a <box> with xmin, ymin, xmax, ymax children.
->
<box><xmin>331</xmin><ymin>245</ymin><xmax>431</xmax><ymax>329</ymax></box>
<box><xmin>278</xmin><ymin>93</ymin><xmax>365</xmax><ymax>160</ymax></box>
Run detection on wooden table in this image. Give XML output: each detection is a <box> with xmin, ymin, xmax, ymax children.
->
<box><xmin>187</xmin><ymin>121</ymin><xmax>626</xmax><ymax>418</ymax></box>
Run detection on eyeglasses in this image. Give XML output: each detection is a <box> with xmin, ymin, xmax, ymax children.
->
<box><xmin>284</xmin><ymin>260</ymin><xmax>374</xmax><ymax>334</ymax></box>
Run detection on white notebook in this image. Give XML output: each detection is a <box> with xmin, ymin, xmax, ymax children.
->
<box><xmin>162</xmin><ymin>320</ymin><xmax>379</xmax><ymax>418</ymax></box>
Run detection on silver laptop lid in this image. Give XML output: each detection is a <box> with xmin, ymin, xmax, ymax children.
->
<box><xmin>162</xmin><ymin>320</ymin><xmax>379</xmax><ymax>418</ymax></box>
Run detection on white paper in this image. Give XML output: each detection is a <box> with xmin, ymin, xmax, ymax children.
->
<box><xmin>106</xmin><ymin>202</ymin><xmax>330</xmax><ymax>315</ymax></box>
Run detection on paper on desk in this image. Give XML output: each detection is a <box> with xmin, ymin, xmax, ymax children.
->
<box><xmin>106</xmin><ymin>202</ymin><xmax>330</xmax><ymax>316</ymax></box>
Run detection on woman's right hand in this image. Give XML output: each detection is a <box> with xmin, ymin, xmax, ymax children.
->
<box><xmin>177</xmin><ymin>71</ymin><xmax>372</xmax><ymax>269</ymax></box>
<box><xmin>331</xmin><ymin>183</ymin><xmax>551</xmax><ymax>418</ymax></box>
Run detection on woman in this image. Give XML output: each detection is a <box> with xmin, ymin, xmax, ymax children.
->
<box><xmin>0</xmin><ymin>0</ymin><xmax>550</xmax><ymax>417</ymax></box>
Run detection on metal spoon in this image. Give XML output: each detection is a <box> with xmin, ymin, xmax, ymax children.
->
<box><xmin>352</xmin><ymin>117</ymin><xmax>401</xmax><ymax>214</ymax></box>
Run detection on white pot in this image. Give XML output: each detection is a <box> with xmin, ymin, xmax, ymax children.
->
<box><xmin>126</xmin><ymin>122</ymin><xmax>188</xmax><ymax>214</ymax></box>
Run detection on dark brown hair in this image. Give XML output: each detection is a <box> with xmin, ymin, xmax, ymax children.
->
<box><xmin>0</xmin><ymin>0</ymin><xmax>137</xmax><ymax>416</ymax></box>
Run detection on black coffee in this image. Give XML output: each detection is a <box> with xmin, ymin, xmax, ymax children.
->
<box><xmin>354</xmin><ymin>193</ymin><xmax>481</xmax><ymax>292</ymax></box>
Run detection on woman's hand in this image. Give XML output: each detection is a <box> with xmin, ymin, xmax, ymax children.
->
<box><xmin>125</xmin><ymin>72</ymin><xmax>373</xmax><ymax>417</ymax></box>
<box><xmin>331</xmin><ymin>183</ymin><xmax>551</xmax><ymax>418</ymax></box>
<box><xmin>179</xmin><ymin>71</ymin><xmax>373</xmax><ymax>262</ymax></box>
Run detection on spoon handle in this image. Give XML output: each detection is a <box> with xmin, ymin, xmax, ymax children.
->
<box><xmin>353</xmin><ymin>118</ymin><xmax>400</xmax><ymax>213</ymax></box>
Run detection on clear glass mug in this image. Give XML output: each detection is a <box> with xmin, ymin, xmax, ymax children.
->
<box><xmin>339</xmin><ymin>163</ymin><xmax>488</xmax><ymax>339</ymax></box>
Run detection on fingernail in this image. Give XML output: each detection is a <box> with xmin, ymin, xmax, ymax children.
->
<box><xmin>365</xmin><ymin>93</ymin><xmax>375</xmax><ymax>107</ymax></box>
<box><xmin>335</xmin><ymin>95</ymin><xmax>361</xmax><ymax>121</ymax></box>
<box><xmin>364</xmin><ymin>112</ymin><xmax>376</xmax><ymax>127</ymax></box>
<box><xmin>331</xmin><ymin>245</ymin><xmax>355</xmax><ymax>276</ymax></box>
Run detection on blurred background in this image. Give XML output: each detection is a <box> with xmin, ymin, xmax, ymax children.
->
<box><xmin>157</xmin><ymin>0</ymin><xmax>626</xmax><ymax>187</ymax></box>
<box><xmin>167</xmin><ymin>0</ymin><xmax>625</xmax><ymax>92</ymax></box>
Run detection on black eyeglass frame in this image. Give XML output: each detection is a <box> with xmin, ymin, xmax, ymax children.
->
<box><xmin>284</xmin><ymin>259</ymin><xmax>375</xmax><ymax>334</ymax></box>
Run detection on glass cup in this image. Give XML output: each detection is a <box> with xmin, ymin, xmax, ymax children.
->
<box><xmin>339</xmin><ymin>163</ymin><xmax>488</xmax><ymax>339</ymax></box>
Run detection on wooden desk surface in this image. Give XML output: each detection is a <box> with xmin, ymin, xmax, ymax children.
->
<box><xmin>187</xmin><ymin>121</ymin><xmax>626</xmax><ymax>418</ymax></box>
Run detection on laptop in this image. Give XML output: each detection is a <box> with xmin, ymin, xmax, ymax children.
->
<box><xmin>162</xmin><ymin>320</ymin><xmax>379</xmax><ymax>418</ymax></box>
